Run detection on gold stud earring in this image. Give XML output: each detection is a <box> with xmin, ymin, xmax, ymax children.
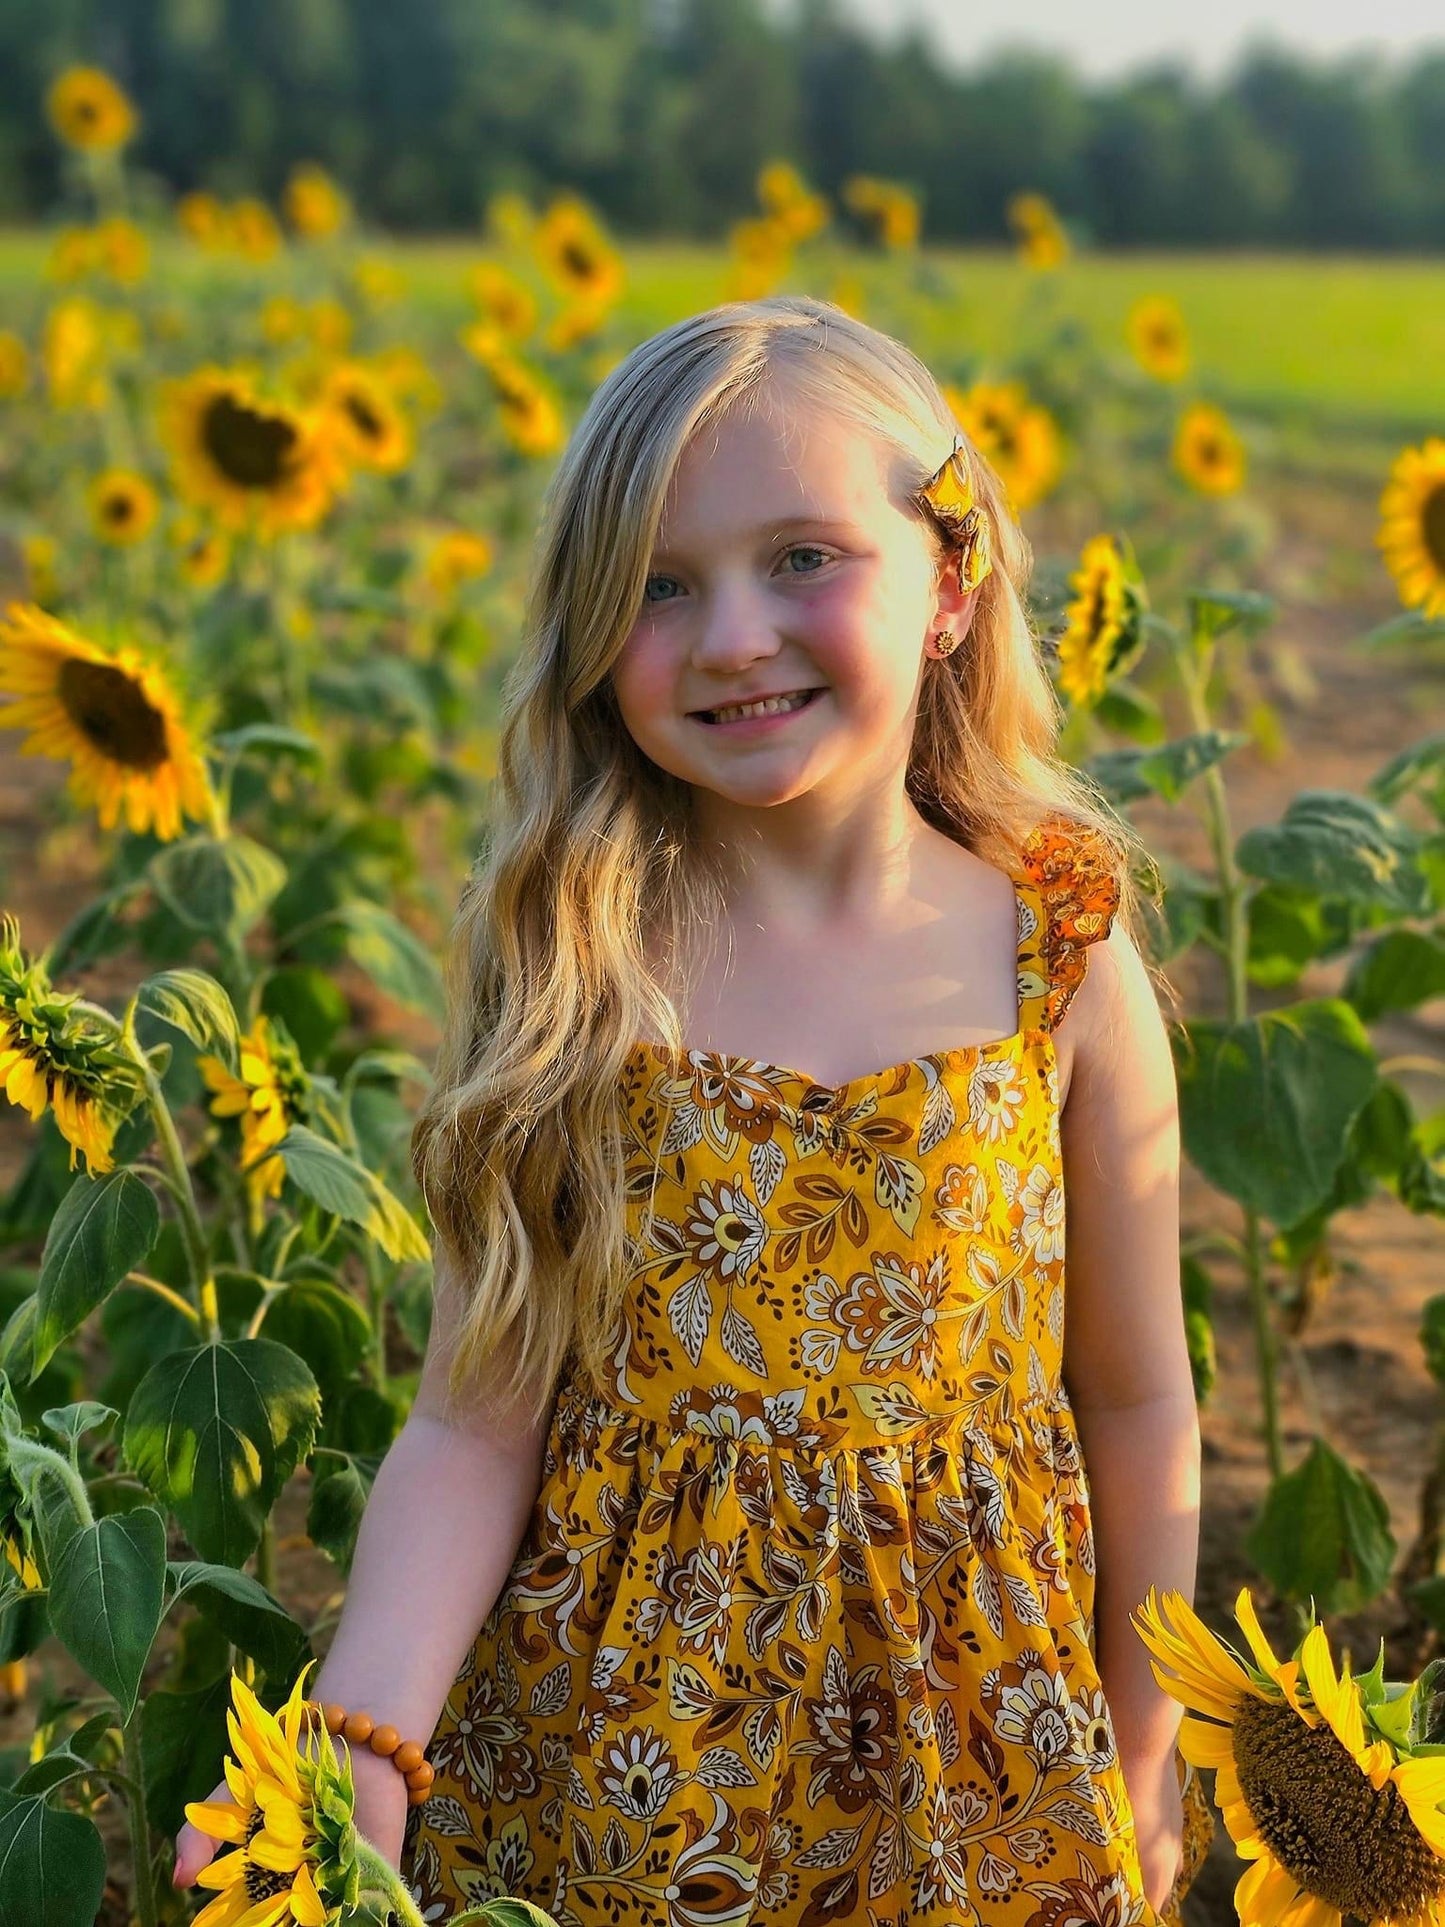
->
<box><xmin>930</xmin><ymin>627</ymin><xmax>960</xmax><ymax>659</ymax></box>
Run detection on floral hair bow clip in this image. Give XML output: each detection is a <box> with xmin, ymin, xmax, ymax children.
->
<box><xmin>919</xmin><ymin>433</ymin><xmax>993</xmax><ymax>592</ymax></box>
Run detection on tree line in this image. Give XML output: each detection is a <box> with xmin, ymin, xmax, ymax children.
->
<box><xmin>2</xmin><ymin>0</ymin><xmax>1442</xmax><ymax>249</ymax></box>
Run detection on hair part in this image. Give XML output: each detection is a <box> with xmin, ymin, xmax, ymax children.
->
<box><xmin>410</xmin><ymin>293</ymin><xmax>1161</xmax><ymax>1436</ymax></box>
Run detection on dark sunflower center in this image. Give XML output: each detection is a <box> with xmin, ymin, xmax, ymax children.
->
<box><xmin>103</xmin><ymin>493</ymin><xmax>134</xmax><ymax>525</ymax></box>
<box><xmin>343</xmin><ymin>391</ymin><xmax>384</xmax><ymax>441</ymax></box>
<box><xmin>562</xmin><ymin>240</ymin><xmax>596</xmax><ymax>280</ymax></box>
<box><xmin>57</xmin><ymin>658</ymin><xmax>169</xmax><ymax>770</ymax></box>
<box><xmin>1421</xmin><ymin>482</ymin><xmax>1445</xmax><ymax>573</ymax></box>
<box><xmin>76</xmin><ymin>101</ymin><xmax>99</xmax><ymax>127</ymax></box>
<box><xmin>242</xmin><ymin>1805</ymin><xmax>296</xmax><ymax>1904</ymax></box>
<box><xmin>1232</xmin><ymin>1697</ymin><xmax>1445</xmax><ymax>1918</ymax></box>
<box><xmin>202</xmin><ymin>393</ymin><xmax>299</xmax><ymax>489</ymax></box>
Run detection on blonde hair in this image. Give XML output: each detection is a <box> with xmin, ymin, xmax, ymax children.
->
<box><xmin>411</xmin><ymin>294</ymin><xmax>1157</xmax><ymax>1434</ymax></box>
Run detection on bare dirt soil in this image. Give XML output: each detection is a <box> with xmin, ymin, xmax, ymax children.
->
<box><xmin>1</xmin><ymin>464</ymin><xmax>1442</xmax><ymax>1925</ymax></box>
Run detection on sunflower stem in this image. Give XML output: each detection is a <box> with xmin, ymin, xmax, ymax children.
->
<box><xmin>121</xmin><ymin>1706</ymin><xmax>160</xmax><ymax>1927</ymax></box>
<box><xmin>352</xmin><ymin>1839</ymin><xmax>427</xmax><ymax>1927</ymax></box>
<box><xmin>1164</xmin><ymin>615</ymin><xmax>1287</xmax><ymax>1483</ymax></box>
<box><xmin>124</xmin><ymin>1029</ymin><xmax>221</xmax><ymax>1343</ymax></box>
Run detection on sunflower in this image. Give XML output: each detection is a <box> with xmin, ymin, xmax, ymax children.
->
<box><xmin>178</xmin><ymin>191</ymin><xmax>226</xmax><ymax>248</ymax></box>
<box><xmin>183</xmin><ymin>1661</ymin><xmax>353</xmax><ymax>1927</ymax></box>
<box><xmin>88</xmin><ymin>469</ymin><xmax>159</xmax><ymax>546</ymax></box>
<box><xmin>1377</xmin><ymin>437</ymin><xmax>1445</xmax><ymax>619</ymax></box>
<box><xmin>46</xmin><ymin>67</ymin><xmax>136</xmax><ymax>152</ymax></box>
<box><xmin>841</xmin><ymin>175</ymin><xmax>920</xmax><ymax>251</ymax></box>
<box><xmin>423</xmin><ymin>529</ymin><xmax>493</xmax><ymax>599</ymax></box>
<box><xmin>480</xmin><ymin>352</ymin><xmax>565</xmax><ymax>458</ymax></box>
<box><xmin>352</xmin><ymin>256</ymin><xmax>405</xmax><ymax>308</ymax></box>
<box><xmin>161</xmin><ymin>367</ymin><xmax>344</xmax><ymax>536</ymax></box>
<box><xmin>283</xmin><ymin>163</ymin><xmax>350</xmax><ymax>241</ymax></box>
<box><xmin>533</xmin><ymin>194</ymin><xmax>626</xmax><ymax>311</ymax></box>
<box><xmin>947</xmin><ymin>378</ymin><xmax>1063</xmax><ymax>514</ymax></box>
<box><xmin>0</xmin><ymin>603</ymin><xmax>214</xmax><ymax>841</ymax></box>
<box><xmin>42</xmin><ymin>296</ymin><xmax>107</xmax><ymax>409</ymax></box>
<box><xmin>1135</xmin><ymin>1588</ymin><xmax>1445</xmax><ymax>1927</ymax></box>
<box><xmin>0</xmin><ymin>332</ymin><xmax>28</xmax><ymax>400</ymax></box>
<box><xmin>0</xmin><ymin>915</ymin><xmax>142</xmax><ymax>1176</ymax></box>
<box><xmin>228</xmin><ymin>198</ymin><xmax>282</xmax><ymax>262</ymax></box>
<box><xmin>170</xmin><ymin>513</ymin><xmax>231</xmax><ymax>590</ymax></box>
<box><xmin>318</xmin><ymin>361</ymin><xmax>412</xmax><ymax>474</ymax></box>
<box><xmin>1174</xmin><ymin>401</ymin><xmax>1246</xmax><ymax>496</ymax></box>
<box><xmin>1007</xmin><ymin>191</ymin><xmax>1070</xmax><ymax>268</ymax></box>
<box><xmin>197</xmin><ymin>1015</ymin><xmax>310</xmax><ymax>1208</ymax></box>
<box><xmin>468</xmin><ymin>261</ymin><xmax>537</xmax><ymax>340</ymax></box>
<box><xmin>1127</xmin><ymin>295</ymin><xmax>1191</xmax><ymax>382</ymax></box>
<box><xmin>1054</xmin><ymin>534</ymin><xmax>1147</xmax><ymax>707</ymax></box>
<box><xmin>48</xmin><ymin>225</ymin><xmax>96</xmax><ymax>283</ymax></box>
<box><xmin>543</xmin><ymin>301</ymin><xmax>607</xmax><ymax>354</ymax></box>
<box><xmin>757</xmin><ymin>161</ymin><xmax>830</xmax><ymax>244</ymax></box>
<box><xmin>96</xmin><ymin>216</ymin><xmax>148</xmax><ymax>285</ymax></box>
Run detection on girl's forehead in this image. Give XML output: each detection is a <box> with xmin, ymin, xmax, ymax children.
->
<box><xmin>659</xmin><ymin>400</ymin><xmax>905</xmax><ymax>532</ymax></box>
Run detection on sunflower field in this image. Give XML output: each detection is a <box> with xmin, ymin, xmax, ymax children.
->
<box><xmin>0</xmin><ymin>61</ymin><xmax>1444</xmax><ymax>1927</ymax></box>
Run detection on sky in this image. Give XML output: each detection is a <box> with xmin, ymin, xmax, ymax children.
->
<box><xmin>841</xmin><ymin>0</ymin><xmax>1445</xmax><ymax>79</ymax></box>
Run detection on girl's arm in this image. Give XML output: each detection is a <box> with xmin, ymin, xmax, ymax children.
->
<box><xmin>1059</xmin><ymin>920</ymin><xmax>1201</xmax><ymax>1904</ymax></box>
<box><xmin>173</xmin><ymin>1253</ymin><xmax>555</xmax><ymax>1882</ymax></box>
<box><xmin>309</xmin><ymin>1249</ymin><xmax>554</xmax><ymax>1742</ymax></box>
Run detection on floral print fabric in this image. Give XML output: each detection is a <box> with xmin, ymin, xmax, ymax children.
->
<box><xmin>402</xmin><ymin>815</ymin><xmax>1180</xmax><ymax>1927</ymax></box>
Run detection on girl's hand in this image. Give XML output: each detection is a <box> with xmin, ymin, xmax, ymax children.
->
<box><xmin>1122</xmin><ymin>1748</ymin><xmax>1185</xmax><ymax>1914</ymax></box>
<box><xmin>172</xmin><ymin>1745</ymin><xmax>412</xmax><ymax>1887</ymax></box>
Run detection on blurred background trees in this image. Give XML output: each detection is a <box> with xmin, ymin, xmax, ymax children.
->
<box><xmin>0</xmin><ymin>0</ymin><xmax>1442</xmax><ymax>244</ymax></box>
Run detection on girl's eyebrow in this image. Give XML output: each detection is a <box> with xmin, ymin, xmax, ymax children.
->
<box><xmin>652</xmin><ymin>515</ymin><xmax>863</xmax><ymax>557</ymax></box>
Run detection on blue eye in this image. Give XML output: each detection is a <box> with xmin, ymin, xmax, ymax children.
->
<box><xmin>641</xmin><ymin>545</ymin><xmax>833</xmax><ymax>606</ymax></box>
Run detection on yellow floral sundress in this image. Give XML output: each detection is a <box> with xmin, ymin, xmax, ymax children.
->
<box><xmin>401</xmin><ymin>815</ymin><xmax>1207</xmax><ymax>1927</ymax></box>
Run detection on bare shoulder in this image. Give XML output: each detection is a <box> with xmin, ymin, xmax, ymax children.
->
<box><xmin>1057</xmin><ymin>918</ymin><xmax>1178</xmax><ymax>1123</ymax></box>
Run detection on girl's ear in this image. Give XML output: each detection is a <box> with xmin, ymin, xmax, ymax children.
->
<box><xmin>935</xmin><ymin>551</ymin><xmax>983</xmax><ymax>634</ymax></box>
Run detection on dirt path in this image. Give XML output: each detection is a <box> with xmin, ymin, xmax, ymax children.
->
<box><xmin>1</xmin><ymin>466</ymin><xmax>1441</xmax><ymax>1923</ymax></box>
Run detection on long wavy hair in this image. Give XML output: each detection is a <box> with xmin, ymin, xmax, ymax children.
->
<box><xmin>410</xmin><ymin>294</ymin><xmax>1158</xmax><ymax>1434</ymax></box>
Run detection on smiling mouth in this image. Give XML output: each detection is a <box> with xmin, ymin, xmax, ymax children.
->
<box><xmin>691</xmin><ymin>687</ymin><xmax>827</xmax><ymax>724</ymax></box>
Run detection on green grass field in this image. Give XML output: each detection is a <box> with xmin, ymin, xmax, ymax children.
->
<box><xmin>2</xmin><ymin>231</ymin><xmax>1441</xmax><ymax>430</ymax></box>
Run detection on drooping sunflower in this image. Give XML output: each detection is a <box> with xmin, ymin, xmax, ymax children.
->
<box><xmin>0</xmin><ymin>603</ymin><xmax>214</xmax><ymax>841</ymax></box>
<box><xmin>1007</xmin><ymin>190</ymin><xmax>1070</xmax><ymax>268</ymax></box>
<box><xmin>197</xmin><ymin>1014</ymin><xmax>310</xmax><ymax>1208</ymax></box>
<box><xmin>468</xmin><ymin>261</ymin><xmax>537</xmax><ymax>341</ymax></box>
<box><xmin>757</xmin><ymin>160</ymin><xmax>831</xmax><ymax>244</ymax></box>
<box><xmin>88</xmin><ymin>469</ymin><xmax>159</xmax><ymax>546</ymax></box>
<box><xmin>1174</xmin><ymin>401</ymin><xmax>1246</xmax><ymax>496</ymax></box>
<box><xmin>1377</xmin><ymin>437</ymin><xmax>1445</xmax><ymax>619</ymax></box>
<box><xmin>480</xmin><ymin>352</ymin><xmax>565</xmax><ymax>458</ymax></box>
<box><xmin>317</xmin><ymin>361</ymin><xmax>412</xmax><ymax>474</ymax></box>
<box><xmin>1053</xmin><ymin>534</ymin><xmax>1148</xmax><ymax>708</ymax></box>
<box><xmin>533</xmin><ymin>194</ymin><xmax>626</xmax><ymax>311</ymax></box>
<box><xmin>0</xmin><ymin>332</ymin><xmax>28</xmax><ymax>400</ymax></box>
<box><xmin>947</xmin><ymin>378</ymin><xmax>1064</xmax><ymax>514</ymax></box>
<box><xmin>161</xmin><ymin>367</ymin><xmax>344</xmax><ymax>536</ymax></box>
<box><xmin>282</xmin><ymin>162</ymin><xmax>350</xmax><ymax>241</ymax></box>
<box><xmin>46</xmin><ymin>67</ymin><xmax>136</xmax><ymax>152</ymax></box>
<box><xmin>422</xmin><ymin>528</ymin><xmax>493</xmax><ymax>599</ymax></box>
<box><xmin>0</xmin><ymin>914</ymin><xmax>142</xmax><ymax>1176</ymax></box>
<box><xmin>841</xmin><ymin>175</ymin><xmax>920</xmax><ymax>251</ymax></box>
<box><xmin>1135</xmin><ymin>1588</ymin><xmax>1445</xmax><ymax>1927</ymax></box>
<box><xmin>1127</xmin><ymin>295</ymin><xmax>1191</xmax><ymax>382</ymax></box>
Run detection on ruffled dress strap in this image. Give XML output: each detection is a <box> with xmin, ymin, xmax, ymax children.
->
<box><xmin>1012</xmin><ymin>811</ymin><xmax>1123</xmax><ymax>1035</ymax></box>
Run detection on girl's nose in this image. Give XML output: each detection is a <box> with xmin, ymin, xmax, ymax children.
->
<box><xmin>691</xmin><ymin>579</ymin><xmax>781</xmax><ymax>670</ymax></box>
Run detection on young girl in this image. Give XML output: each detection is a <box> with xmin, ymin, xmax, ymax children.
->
<box><xmin>177</xmin><ymin>295</ymin><xmax>1206</xmax><ymax>1926</ymax></box>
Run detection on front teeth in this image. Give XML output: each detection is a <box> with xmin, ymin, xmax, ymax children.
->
<box><xmin>709</xmin><ymin>690</ymin><xmax>815</xmax><ymax>724</ymax></box>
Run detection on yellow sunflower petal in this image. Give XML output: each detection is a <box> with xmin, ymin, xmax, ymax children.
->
<box><xmin>289</xmin><ymin>1860</ymin><xmax>329</xmax><ymax>1927</ymax></box>
<box><xmin>183</xmin><ymin>1797</ymin><xmax>251</xmax><ymax>1844</ymax></box>
<box><xmin>1236</xmin><ymin>1850</ymin><xmax>1304</xmax><ymax>1924</ymax></box>
<box><xmin>1298</xmin><ymin>1624</ymin><xmax>1364</xmax><ymax>1755</ymax></box>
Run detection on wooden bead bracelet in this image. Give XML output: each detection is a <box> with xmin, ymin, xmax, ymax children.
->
<box><xmin>301</xmin><ymin>1700</ymin><xmax>436</xmax><ymax>1806</ymax></box>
